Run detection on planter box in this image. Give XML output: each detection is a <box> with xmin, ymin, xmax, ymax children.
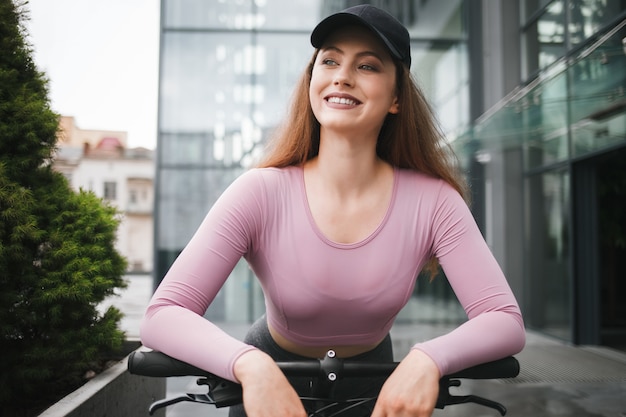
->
<box><xmin>38</xmin><ymin>341</ymin><xmax>165</xmax><ymax>417</ymax></box>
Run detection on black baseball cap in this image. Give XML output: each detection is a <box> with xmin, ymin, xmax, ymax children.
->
<box><xmin>310</xmin><ymin>4</ymin><xmax>411</xmax><ymax>68</ymax></box>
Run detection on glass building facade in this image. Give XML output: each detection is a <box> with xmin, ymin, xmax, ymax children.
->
<box><xmin>454</xmin><ymin>0</ymin><xmax>626</xmax><ymax>346</ymax></box>
<box><xmin>155</xmin><ymin>0</ymin><xmax>626</xmax><ymax>347</ymax></box>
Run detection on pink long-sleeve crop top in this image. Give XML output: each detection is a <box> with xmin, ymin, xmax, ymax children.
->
<box><xmin>140</xmin><ymin>166</ymin><xmax>525</xmax><ymax>382</ymax></box>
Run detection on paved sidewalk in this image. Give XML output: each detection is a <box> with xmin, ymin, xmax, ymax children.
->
<box><xmin>112</xmin><ymin>275</ymin><xmax>626</xmax><ymax>417</ymax></box>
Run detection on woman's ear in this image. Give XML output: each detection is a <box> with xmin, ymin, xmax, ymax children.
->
<box><xmin>388</xmin><ymin>97</ymin><xmax>399</xmax><ymax>114</ymax></box>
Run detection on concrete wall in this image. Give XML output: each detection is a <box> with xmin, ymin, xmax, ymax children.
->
<box><xmin>38</xmin><ymin>346</ymin><xmax>165</xmax><ymax>417</ymax></box>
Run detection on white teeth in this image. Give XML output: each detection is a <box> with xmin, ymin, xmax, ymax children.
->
<box><xmin>328</xmin><ymin>97</ymin><xmax>357</xmax><ymax>105</ymax></box>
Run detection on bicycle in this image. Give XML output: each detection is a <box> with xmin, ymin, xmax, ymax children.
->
<box><xmin>128</xmin><ymin>349</ymin><xmax>520</xmax><ymax>416</ymax></box>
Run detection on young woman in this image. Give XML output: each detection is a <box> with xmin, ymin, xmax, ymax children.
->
<box><xmin>140</xmin><ymin>5</ymin><xmax>525</xmax><ymax>417</ymax></box>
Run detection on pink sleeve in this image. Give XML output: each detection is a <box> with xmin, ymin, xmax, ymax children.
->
<box><xmin>139</xmin><ymin>170</ymin><xmax>265</xmax><ymax>382</ymax></box>
<box><xmin>412</xmin><ymin>184</ymin><xmax>525</xmax><ymax>375</ymax></box>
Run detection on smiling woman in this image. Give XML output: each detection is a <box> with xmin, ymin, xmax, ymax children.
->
<box><xmin>309</xmin><ymin>25</ymin><xmax>400</xmax><ymax>148</ymax></box>
<box><xmin>140</xmin><ymin>5</ymin><xmax>525</xmax><ymax>417</ymax></box>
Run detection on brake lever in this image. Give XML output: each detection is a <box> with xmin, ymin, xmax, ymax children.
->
<box><xmin>442</xmin><ymin>392</ymin><xmax>507</xmax><ymax>415</ymax></box>
<box><xmin>197</xmin><ymin>376</ymin><xmax>243</xmax><ymax>407</ymax></box>
<box><xmin>437</xmin><ymin>378</ymin><xmax>507</xmax><ymax>416</ymax></box>
<box><xmin>147</xmin><ymin>393</ymin><xmax>215</xmax><ymax>415</ymax></box>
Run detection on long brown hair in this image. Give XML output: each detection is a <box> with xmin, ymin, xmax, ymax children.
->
<box><xmin>257</xmin><ymin>51</ymin><xmax>469</xmax><ymax>277</ymax></box>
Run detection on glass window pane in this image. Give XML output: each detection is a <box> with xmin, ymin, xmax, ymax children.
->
<box><xmin>570</xmin><ymin>24</ymin><xmax>626</xmax><ymax>156</ymax></box>
<box><xmin>569</xmin><ymin>0</ymin><xmax>626</xmax><ymax>46</ymax></box>
<box><xmin>406</xmin><ymin>0</ymin><xmax>465</xmax><ymax>38</ymax></box>
<box><xmin>523</xmin><ymin>0</ymin><xmax>566</xmax><ymax>76</ymax></box>
<box><xmin>255</xmin><ymin>33</ymin><xmax>315</xmax><ymax>128</ymax></box>
<box><xmin>160</xmin><ymin>31</ymin><xmax>311</xmax><ymax>166</ymax></box>
<box><xmin>522</xmin><ymin>64</ymin><xmax>569</xmax><ymax>169</ymax></box>
<box><xmin>160</xmin><ymin>132</ymin><xmax>215</xmax><ymax>166</ymax></box>
<box><xmin>525</xmin><ymin>169</ymin><xmax>571</xmax><ymax>341</ymax></box>
<box><xmin>164</xmin><ymin>0</ymin><xmax>322</xmax><ymax>30</ymax></box>
<box><xmin>160</xmin><ymin>32</ymin><xmax>252</xmax><ymax>133</ymax></box>
<box><xmin>522</xmin><ymin>0</ymin><xmax>554</xmax><ymax>21</ymax></box>
<box><xmin>524</xmin><ymin>130</ymin><xmax>569</xmax><ymax>168</ymax></box>
<box><xmin>411</xmin><ymin>41</ymin><xmax>469</xmax><ymax>136</ymax></box>
<box><xmin>260</xmin><ymin>0</ymin><xmax>323</xmax><ymax>29</ymax></box>
<box><xmin>157</xmin><ymin>167</ymin><xmax>242</xmax><ymax>250</ymax></box>
<box><xmin>164</xmin><ymin>0</ymin><xmax>253</xmax><ymax>29</ymax></box>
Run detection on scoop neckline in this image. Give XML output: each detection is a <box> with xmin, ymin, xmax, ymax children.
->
<box><xmin>297</xmin><ymin>165</ymin><xmax>398</xmax><ymax>249</ymax></box>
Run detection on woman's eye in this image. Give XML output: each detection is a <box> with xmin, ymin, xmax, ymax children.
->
<box><xmin>359</xmin><ymin>64</ymin><xmax>378</xmax><ymax>71</ymax></box>
<box><xmin>322</xmin><ymin>58</ymin><xmax>338</xmax><ymax>66</ymax></box>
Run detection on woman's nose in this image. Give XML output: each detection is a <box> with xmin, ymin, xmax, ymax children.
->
<box><xmin>333</xmin><ymin>67</ymin><xmax>354</xmax><ymax>86</ymax></box>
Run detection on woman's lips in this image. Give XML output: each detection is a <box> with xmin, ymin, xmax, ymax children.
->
<box><xmin>325</xmin><ymin>93</ymin><xmax>361</xmax><ymax>106</ymax></box>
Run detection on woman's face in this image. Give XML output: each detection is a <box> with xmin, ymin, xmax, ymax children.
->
<box><xmin>309</xmin><ymin>25</ymin><xmax>399</xmax><ymax>139</ymax></box>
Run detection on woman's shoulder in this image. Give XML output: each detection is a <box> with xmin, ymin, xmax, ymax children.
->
<box><xmin>395</xmin><ymin>168</ymin><xmax>465</xmax><ymax>204</ymax></box>
<box><xmin>214</xmin><ymin>166</ymin><xmax>302</xmax><ymax>221</ymax></box>
<box><xmin>231</xmin><ymin>166</ymin><xmax>302</xmax><ymax>197</ymax></box>
<box><xmin>241</xmin><ymin>165</ymin><xmax>301</xmax><ymax>185</ymax></box>
<box><xmin>395</xmin><ymin>167</ymin><xmax>446</xmax><ymax>190</ymax></box>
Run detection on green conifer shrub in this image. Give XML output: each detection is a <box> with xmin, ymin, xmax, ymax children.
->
<box><xmin>0</xmin><ymin>1</ymin><xmax>128</xmax><ymax>414</ymax></box>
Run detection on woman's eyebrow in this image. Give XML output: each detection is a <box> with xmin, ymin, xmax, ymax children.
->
<box><xmin>320</xmin><ymin>45</ymin><xmax>343</xmax><ymax>54</ymax></box>
<box><xmin>320</xmin><ymin>45</ymin><xmax>385</xmax><ymax>62</ymax></box>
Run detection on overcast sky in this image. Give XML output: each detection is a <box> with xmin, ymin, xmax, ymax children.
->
<box><xmin>24</xmin><ymin>0</ymin><xmax>160</xmax><ymax>149</ymax></box>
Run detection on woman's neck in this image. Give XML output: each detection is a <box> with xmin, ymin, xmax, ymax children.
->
<box><xmin>303</xmin><ymin>133</ymin><xmax>395</xmax><ymax>244</ymax></box>
<box><xmin>306</xmin><ymin>134</ymin><xmax>390</xmax><ymax>197</ymax></box>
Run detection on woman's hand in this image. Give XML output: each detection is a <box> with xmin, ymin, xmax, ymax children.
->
<box><xmin>233</xmin><ymin>349</ymin><xmax>307</xmax><ymax>417</ymax></box>
<box><xmin>371</xmin><ymin>349</ymin><xmax>441</xmax><ymax>417</ymax></box>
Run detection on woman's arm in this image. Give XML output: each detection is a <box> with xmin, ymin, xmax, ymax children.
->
<box><xmin>139</xmin><ymin>170</ymin><xmax>266</xmax><ymax>382</ymax></box>
<box><xmin>374</xmin><ymin>181</ymin><xmax>524</xmax><ymax>417</ymax></box>
<box><xmin>412</xmin><ymin>182</ymin><xmax>525</xmax><ymax>376</ymax></box>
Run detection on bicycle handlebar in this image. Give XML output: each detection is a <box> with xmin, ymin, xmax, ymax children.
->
<box><xmin>129</xmin><ymin>349</ymin><xmax>520</xmax><ymax>380</ymax></box>
<box><xmin>128</xmin><ymin>350</ymin><xmax>520</xmax><ymax>416</ymax></box>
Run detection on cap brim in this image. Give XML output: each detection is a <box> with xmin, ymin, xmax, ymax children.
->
<box><xmin>310</xmin><ymin>13</ymin><xmax>403</xmax><ymax>63</ymax></box>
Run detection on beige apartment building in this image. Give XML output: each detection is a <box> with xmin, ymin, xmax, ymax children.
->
<box><xmin>53</xmin><ymin>116</ymin><xmax>155</xmax><ymax>273</ymax></box>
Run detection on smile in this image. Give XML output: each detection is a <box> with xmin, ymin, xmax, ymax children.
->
<box><xmin>327</xmin><ymin>96</ymin><xmax>359</xmax><ymax>105</ymax></box>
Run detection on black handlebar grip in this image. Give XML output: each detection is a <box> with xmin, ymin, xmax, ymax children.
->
<box><xmin>128</xmin><ymin>350</ymin><xmax>214</xmax><ymax>378</ymax></box>
<box><xmin>447</xmin><ymin>356</ymin><xmax>520</xmax><ymax>380</ymax></box>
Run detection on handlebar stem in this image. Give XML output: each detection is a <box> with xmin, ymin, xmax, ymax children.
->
<box><xmin>320</xmin><ymin>350</ymin><xmax>343</xmax><ymax>382</ymax></box>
